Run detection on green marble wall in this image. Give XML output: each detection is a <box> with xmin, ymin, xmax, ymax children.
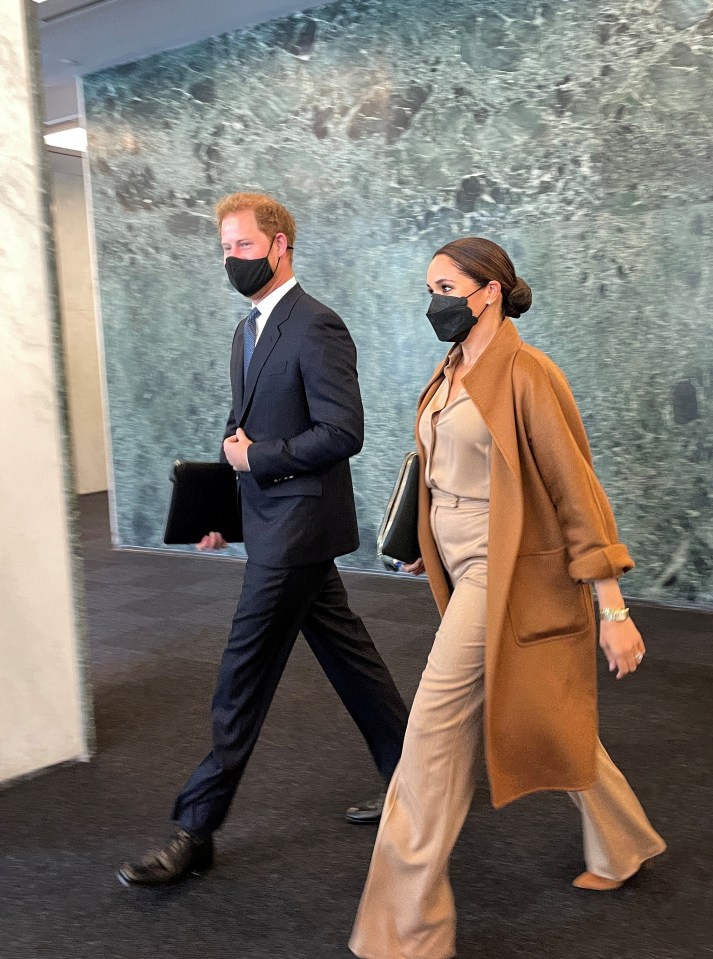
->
<box><xmin>83</xmin><ymin>0</ymin><xmax>713</xmax><ymax>606</ymax></box>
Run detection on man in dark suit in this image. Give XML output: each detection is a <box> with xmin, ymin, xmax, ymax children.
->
<box><xmin>117</xmin><ymin>193</ymin><xmax>408</xmax><ymax>886</ymax></box>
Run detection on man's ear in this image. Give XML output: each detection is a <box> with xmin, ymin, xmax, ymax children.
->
<box><xmin>274</xmin><ymin>232</ymin><xmax>289</xmax><ymax>256</ymax></box>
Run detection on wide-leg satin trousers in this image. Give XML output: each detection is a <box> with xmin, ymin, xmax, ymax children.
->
<box><xmin>350</xmin><ymin>494</ymin><xmax>666</xmax><ymax>959</ymax></box>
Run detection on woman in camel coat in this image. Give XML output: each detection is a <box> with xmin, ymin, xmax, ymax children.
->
<box><xmin>350</xmin><ymin>237</ymin><xmax>665</xmax><ymax>959</ymax></box>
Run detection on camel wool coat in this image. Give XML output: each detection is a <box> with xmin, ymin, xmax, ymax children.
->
<box><xmin>415</xmin><ymin>318</ymin><xmax>634</xmax><ymax>809</ymax></box>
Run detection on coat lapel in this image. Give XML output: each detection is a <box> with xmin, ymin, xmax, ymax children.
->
<box><xmin>416</xmin><ymin>358</ymin><xmax>448</xmax><ymax>413</ymax></box>
<box><xmin>461</xmin><ymin>319</ymin><xmax>525</xmax><ymax>732</ymax></box>
<box><xmin>461</xmin><ymin>319</ymin><xmax>522</xmax><ymax>479</ymax></box>
<box><xmin>414</xmin><ymin>361</ymin><xmax>452</xmax><ymax>614</ymax></box>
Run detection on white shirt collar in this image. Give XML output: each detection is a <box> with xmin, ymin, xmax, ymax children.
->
<box><xmin>252</xmin><ymin>276</ymin><xmax>298</xmax><ymax>340</ymax></box>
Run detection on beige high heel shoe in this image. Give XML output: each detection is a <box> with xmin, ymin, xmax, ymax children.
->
<box><xmin>572</xmin><ymin>871</ymin><xmax>624</xmax><ymax>890</ymax></box>
<box><xmin>572</xmin><ymin>857</ymin><xmax>656</xmax><ymax>891</ymax></box>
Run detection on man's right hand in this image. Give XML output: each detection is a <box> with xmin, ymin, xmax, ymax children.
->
<box><xmin>196</xmin><ymin>532</ymin><xmax>229</xmax><ymax>551</ymax></box>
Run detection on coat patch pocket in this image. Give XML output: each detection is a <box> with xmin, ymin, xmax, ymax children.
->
<box><xmin>508</xmin><ymin>546</ymin><xmax>592</xmax><ymax>645</ymax></box>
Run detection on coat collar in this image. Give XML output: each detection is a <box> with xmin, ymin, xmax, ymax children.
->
<box><xmin>417</xmin><ymin>318</ymin><xmax>523</xmax><ymax>480</ymax></box>
<box><xmin>462</xmin><ymin>318</ymin><xmax>522</xmax><ymax>478</ymax></box>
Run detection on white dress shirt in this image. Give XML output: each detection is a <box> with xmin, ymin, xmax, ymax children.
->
<box><xmin>252</xmin><ymin>276</ymin><xmax>298</xmax><ymax>342</ymax></box>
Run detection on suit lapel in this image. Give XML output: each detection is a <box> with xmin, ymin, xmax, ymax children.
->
<box><xmin>233</xmin><ymin>322</ymin><xmax>245</xmax><ymax>413</ymax></box>
<box><xmin>239</xmin><ymin>284</ymin><xmax>304</xmax><ymax>421</ymax></box>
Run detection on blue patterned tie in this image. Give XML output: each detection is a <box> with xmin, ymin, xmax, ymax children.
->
<box><xmin>243</xmin><ymin>307</ymin><xmax>260</xmax><ymax>382</ymax></box>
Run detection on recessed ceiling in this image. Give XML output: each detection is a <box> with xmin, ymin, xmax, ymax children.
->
<box><xmin>38</xmin><ymin>0</ymin><xmax>316</xmax><ymax>122</ymax></box>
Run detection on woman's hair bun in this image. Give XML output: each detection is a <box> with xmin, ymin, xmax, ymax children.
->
<box><xmin>505</xmin><ymin>276</ymin><xmax>532</xmax><ymax>318</ymax></box>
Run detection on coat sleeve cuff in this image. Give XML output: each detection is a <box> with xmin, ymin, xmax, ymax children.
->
<box><xmin>568</xmin><ymin>544</ymin><xmax>635</xmax><ymax>582</ymax></box>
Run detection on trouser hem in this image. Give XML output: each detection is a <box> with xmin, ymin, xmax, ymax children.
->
<box><xmin>350</xmin><ymin>946</ymin><xmax>455</xmax><ymax>959</ymax></box>
<box><xmin>591</xmin><ymin>841</ymin><xmax>667</xmax><ymax>883</ymax></box>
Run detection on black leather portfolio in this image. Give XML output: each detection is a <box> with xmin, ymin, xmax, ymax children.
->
<box><xmin>376</xmin><ymin>451</ymin><xmax>420</xmax><ymax>570</ymax></box>
<box><xmin>163</xmin><ymin>461</ymin><xmax>243</xmax><ymax>545</ymax></box>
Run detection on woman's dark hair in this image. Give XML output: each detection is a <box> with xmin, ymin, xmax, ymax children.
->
<box><xmin>434</xmin><ymin>237</ymin><xmax>532</xmax><ymax>318</ymax></box>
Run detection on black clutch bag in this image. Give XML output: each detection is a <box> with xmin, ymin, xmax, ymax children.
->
<box><xmin>163</xmin><ymin>461</ymin><xmax>243</xmax><ymax>545</ymax></box>
<box><xmin>377</xmin><ymin>452</ymin><xmax>420</xmax><ymax>570</ymax></box>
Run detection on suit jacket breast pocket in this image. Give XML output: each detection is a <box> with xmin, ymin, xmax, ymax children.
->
<box><xmin>508</xmin><ymin>547</ymin><xmax>593</xmax><ymax>645</ymax></box>
<box><xmin>264</xmin><ymin>361</ymin><xmax>288</xmax><ymax>377</ymax></box>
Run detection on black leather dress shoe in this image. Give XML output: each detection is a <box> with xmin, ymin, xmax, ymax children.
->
<box><xmin>345</xmin><ymin>792</ymin><xmax>385</xmax><ymax>824</ymax></box>
<box><xmin>116</xmin><ymin>828</ymin><xmax>214</xmax><ymax>887</ymax></box>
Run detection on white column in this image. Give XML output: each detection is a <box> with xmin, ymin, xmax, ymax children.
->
<box><xmin>49</xmin><ymin>150</ymin><xmax>108</xmax><ymax>494</ymax></box>
<box><xmin>0</xmin><ymin>0</ymin><xmax>91</xmax><ymax>783</ymax></box>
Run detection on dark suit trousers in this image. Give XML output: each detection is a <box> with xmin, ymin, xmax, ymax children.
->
<box><xmin>171</xmin><ymin>559</ymin><xmax>408</xmax><ymax>838</ymax></box>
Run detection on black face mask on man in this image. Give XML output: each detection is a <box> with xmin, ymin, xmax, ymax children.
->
<box><xmin>225</xmin><ymin>237</ymin><xmax>279</xmax><ymax>298</ymax></box>
<box><xmin>426</xmin><ymin>288</ymin><xmax>489</xmax><ymax>343</ymax></box>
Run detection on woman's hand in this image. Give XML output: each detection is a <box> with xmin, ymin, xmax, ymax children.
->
<box><xmin>593</xmin><ymin>579</ymin><xmax>644</xmax><ymax>679</ymax></box>
<box><xmin>400</xmin><ymin>557</ymin><xmax>425</xmax><ymax>576</ymax></box>
<box><xmin>599</xmin><ymin>619</ymin><xmax>646</xmax><ymax>679</ymax></box>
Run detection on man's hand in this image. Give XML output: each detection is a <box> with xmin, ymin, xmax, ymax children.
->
<box><xmin>196</xmin><ymin>532</ymin><xmax>228</xmax><ymax>551</ymax></box>
<box><xmin>223</xmin><ymin>428</ymin><xmax>253</xmax><ymax>472</ymax></box>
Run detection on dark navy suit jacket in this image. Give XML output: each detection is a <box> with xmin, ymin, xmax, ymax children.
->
<box><xmin>221</xmin><ymin>283</ymin><xmax>363</xmax><ymax>567</ymax></box>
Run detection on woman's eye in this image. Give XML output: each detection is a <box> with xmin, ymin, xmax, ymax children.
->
<box><xmin>441</xmin><ymin>285</ymin><xmax>452</xmax><ymax>293</ymax></box>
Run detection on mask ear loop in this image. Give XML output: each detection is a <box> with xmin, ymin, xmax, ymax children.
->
<box><xmin>271</xmin><ymin>237</ymin><xmax>295</xmax><ymax>271</ymax></box>
<box><xmin>266</xmin><ymin>235</ymin><xmax>282</xmax><ymax>272</ymax></box>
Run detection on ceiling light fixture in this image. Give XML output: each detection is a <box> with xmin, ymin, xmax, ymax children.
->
<box><xmin>44</xmin><ymin>127</ymin><xmax>87</xmax><ymax>152</ymax></box>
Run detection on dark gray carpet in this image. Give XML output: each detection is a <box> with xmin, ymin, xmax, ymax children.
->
<box><xmin>0</xmin><ymin>492</ymin><xmax>711</xmax><ymax>959</ymax></box>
